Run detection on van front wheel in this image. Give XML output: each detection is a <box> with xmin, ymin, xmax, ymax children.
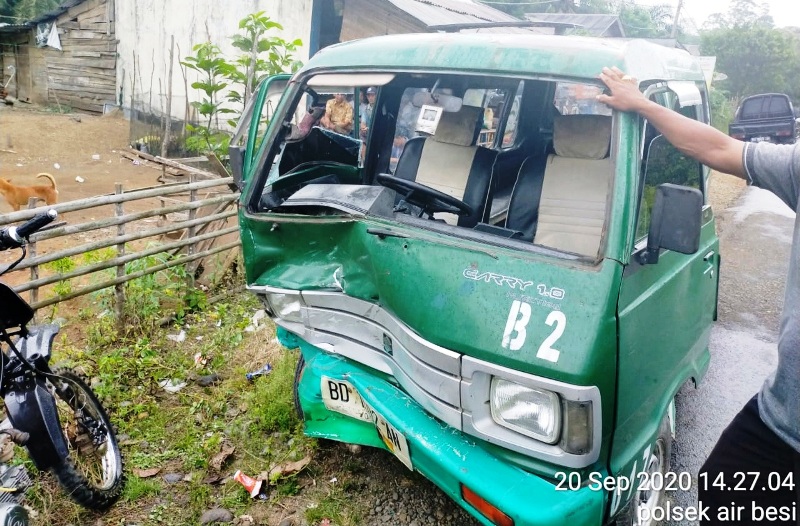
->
<box><xmin>614</xmin><ymin>415</ymin><xmax>672</xmax><ymax>526</ymax></box>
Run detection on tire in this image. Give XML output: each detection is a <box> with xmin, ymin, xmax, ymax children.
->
<box><xmin>614</xmin><ymin>414</ymin><xmax>672</xmax><ymax>526</ymax></box>
<box><xmin>48</xmin><ymin>367</ymin><xmax>125</xmax><ymax>510</ymax></box>
<box><xmin>293</xmin><ymin>355</ymin><xmax>306</xmax><ymax>420</ymax></box>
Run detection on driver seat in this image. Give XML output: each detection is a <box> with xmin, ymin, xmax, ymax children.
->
<box><xmin>393</xmin><ymin>105</ymin><xmax>497</xmax><ymax>227</ymax></box>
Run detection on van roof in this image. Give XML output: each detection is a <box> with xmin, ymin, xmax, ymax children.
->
<box><xmin>301</xmin><ymin>33</ymin><xmax>704</xmax><ymax>84</ymax></box>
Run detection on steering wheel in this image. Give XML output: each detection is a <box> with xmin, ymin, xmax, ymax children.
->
<box><xmin>376</xmin><ymin>173</ymin><xmax>473</xmax><ymax>218</ymax></box>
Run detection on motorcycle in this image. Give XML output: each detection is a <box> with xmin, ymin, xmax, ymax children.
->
<box><xmin>0</xmin><ymin>210</ymin><xmax>125</xmax><ymax>522</ymax></box>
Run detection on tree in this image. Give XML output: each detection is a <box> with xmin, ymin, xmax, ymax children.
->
<box><xmin>181</xmin><ymin>13</ymin><xmax>303</xmax><ymax>157</ymax></box>
<box><xmin>702</xmin><ymin>0</ymin><xmax>774</xmax><ymax>30</ymax></box>
<box><xmin>479</xmin><ymin>0</ymin><xmax>684</xmax><ymax>39</ymax></box>
<box><xmin>226</xmin><ymin>11</ymin><xmax>302</xmax><ymax>112</ymax></box>
<box><xmin>4</xmin><ymin>0</ymin><xmax>58</xmax><ymax>21</ymax></box>
<box><xmin>618</xmin><ymin>2</ymin><xmax>675</xmax><ymax>38</ymax></box>
<box><xmin>181</xmin><ymin>43</ymin><xmax>236</xmax><ymax>155</ymax></box>
<box><xmin>701</xmin><ymin>26</ymin><xmax>798</xmax><ymax>99</ymax></box>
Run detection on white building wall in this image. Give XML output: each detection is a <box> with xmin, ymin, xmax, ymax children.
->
<box><xmin>115</xmin><ymin>0</ymin><xmax>313</xmax><ymax>123</ymax></box>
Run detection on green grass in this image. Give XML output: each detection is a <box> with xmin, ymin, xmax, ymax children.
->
<box><xmin>24</xmin><ymin>284</ymin><xmax>336</xmax><ymax>524</ymax></box>
<box><xmin>18</xmin><ymin>259</ymin><xmax>375</xmax><ymax>526</ymax></box>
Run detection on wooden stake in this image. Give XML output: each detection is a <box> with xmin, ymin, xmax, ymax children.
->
<box><xmin>161</xmin><ymin>35</ymin><xmax>175</xmax><ymax>157</ymax></box>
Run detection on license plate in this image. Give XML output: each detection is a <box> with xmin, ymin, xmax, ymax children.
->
<box><xmin>751</xmin><ymin>136</ymin><xmax>770</xmax><ymax>142</ymax></box>
<box><xmin>320</xmin><ymin>377</ymin><xmax>413</xmax><ymax>470</ymax></box>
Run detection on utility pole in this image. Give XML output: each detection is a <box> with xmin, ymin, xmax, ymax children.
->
<box><xmin>670</xmin><ymin>0</ymin><xmax>684</xmax><ymax>38</ymax></box>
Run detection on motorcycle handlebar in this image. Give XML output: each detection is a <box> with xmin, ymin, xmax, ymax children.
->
<box><xmin>0</xmin><ymin>210</ymin><xmax>58</xmax><ymax>251</ymax></box>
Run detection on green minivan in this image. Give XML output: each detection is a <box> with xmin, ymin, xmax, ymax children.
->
<box><xmin>231</xmin><ymin>33</ymin><xmax>720</xmax><ymax>526</ymax></box>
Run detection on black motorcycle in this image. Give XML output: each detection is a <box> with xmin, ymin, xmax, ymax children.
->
<box><xmin>0</xmin><ymin>210</ymin><xmax>124</xmax><ymax>520</ymax></box>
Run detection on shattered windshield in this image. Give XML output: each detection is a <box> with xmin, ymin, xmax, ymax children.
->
<box><xmin>254</xmin><ymin>72</ymin><xmax>616</xmax><ymax>260</ymax></box>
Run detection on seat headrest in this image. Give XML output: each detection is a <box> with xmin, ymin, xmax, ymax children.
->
<box><xmin>430</xmin><ymin>106</ymin><xmax>482</xmax><ymax>147</ymax></box>
<box><xmin>553</xmin><ymin>114</ymin><xmax>612</xmax><ymax>159</ymax></box>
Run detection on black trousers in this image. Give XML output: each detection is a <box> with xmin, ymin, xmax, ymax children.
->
<box><xmin>698</xmin><ymin>395</ymin><xmax>800</xmax><ymax>525</ymax></box>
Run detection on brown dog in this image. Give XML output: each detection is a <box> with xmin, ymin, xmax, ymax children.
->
<box><xmin>0</xmin><ymin>173</ymin><xmax>59</xmax><ymax>211</ymax></box>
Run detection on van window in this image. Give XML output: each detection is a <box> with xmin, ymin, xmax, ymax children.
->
<box><xmin>635</xmin><ymin>104</ymin><xmax>703</xmax><ymax>243</ymax></box>
<box><xmin>554</xmin><ymin>82</ymin><xmax>611</xmax><ymax>116</ymax></box>
<box><xmin>501</xmin><ymin>82</ymin><xmax>524</xmax><ymax>149</ymax></box>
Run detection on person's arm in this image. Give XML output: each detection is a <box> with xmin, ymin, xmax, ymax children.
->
<box><xmin>598</xmin><ymin>67</ymin><xmax>746</xmax><ymax>180</ymax></box>
<box><xmin>342</xmin><ymin>105</ymin><xmax>354</xmax><ymax>127</ymax></box>
<box><xmin>320</xmin><ymin>100</ymin><xmax>334</xmax><ymax>128</ymax></box>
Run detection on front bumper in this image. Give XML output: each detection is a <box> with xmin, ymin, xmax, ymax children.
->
<box><xmin>291</xmin><ymin>336</ymin><xmax>605</xmax><ymax>526</ymax></box>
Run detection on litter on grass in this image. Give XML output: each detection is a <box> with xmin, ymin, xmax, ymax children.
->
<box><xmin>245</xmin><ymin>363</ymin><xmax>272</xmax><ymax>381</ymax></box>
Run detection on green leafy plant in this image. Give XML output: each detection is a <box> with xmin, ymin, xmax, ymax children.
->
<box><xmin>709</xmin><ymin>87</ymin><xmax>738</xmax><ymax>133</ymax></box>
<box><xmin>226</xmin><ymin>12</ymin><xmax>303</xmax><ymax>114</ymax></box>
<box><xmin>181</xmin><ymin>13</ymin><xmax>303</xmax><ymax>157</ymax></box>
<box><xmin>92</xmin><ymin>251</ymin><xmax>208</xmax><ymax>335</ymax></box>
<box><xmin>44</xmin><ymin>256</ymin><xmax>76</xmax><ymax>297</ymax></box>
<box><xmin>181</xmin><ymin>43</ymin><xmax>236</xmax><ymax>156</ymax></box>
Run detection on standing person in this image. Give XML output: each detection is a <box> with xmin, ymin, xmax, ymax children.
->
<box><xmin>360</xmin><ymin>87</ymin><xmax>377</xmax><ymax>140</ymax></box>
<box><xmin>320</xmin><ymin>93</ymin><xmax>353</xmax><ymax>135</ymax></box>
<box><xmin>598</xmin><ymin>66</ymin><xmax>799</xmax><ymax>526</ymax></box>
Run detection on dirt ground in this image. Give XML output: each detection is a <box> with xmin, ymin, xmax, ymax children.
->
<box><xmin>0</xmin><ymin>103</ymin><xmax>164</xmax><ymax>206</ymax></box>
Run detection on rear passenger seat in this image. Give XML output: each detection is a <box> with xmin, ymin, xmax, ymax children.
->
<box><xmin>506</xmin><ymin>114</ymin><xmax>613</xmax><ymax>257</ymax></box>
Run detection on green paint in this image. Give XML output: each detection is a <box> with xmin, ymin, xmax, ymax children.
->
<box><xmin>237</xmin><ymin>33</ymin><xmax>719</xmax><ymax>525</ymax></box>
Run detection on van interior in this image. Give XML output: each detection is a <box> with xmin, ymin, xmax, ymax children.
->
<box><xmin>254</xmin><ymin>72</ymin><xmax>618</xmax><ymax>259</ymax></box>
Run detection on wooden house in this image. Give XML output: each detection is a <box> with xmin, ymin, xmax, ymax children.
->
<box><xmin>0</xmin><ymin>0</ymin><xmax>116</xmax><ymax>113</ymax></box>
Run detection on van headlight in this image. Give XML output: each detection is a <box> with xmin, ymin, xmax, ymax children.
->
<box><xmin>265</xmin><ymin>292</ymin><xmax>303</xmax><ymax>323</ymax></box>
<box><xmin>490</xmin><ymin>378</ymin><xmax>561</xmax><ymax>443</ymax></box>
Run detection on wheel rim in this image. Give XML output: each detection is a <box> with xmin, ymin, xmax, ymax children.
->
<box><xmin>53</xmin><ymin>377</ymin><xmax>121</xmax><ymax>490</ymax></box>
<box><xmin>632</xmin><ymin>438</ymin><xmax>666</xmax><ymax>526</ymax></box>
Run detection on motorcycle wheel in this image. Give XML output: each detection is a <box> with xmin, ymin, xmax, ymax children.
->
<box><xmin>48</xmin><ymin>367</ymin><xmax>124</xmax><ymax>510</ymax></box>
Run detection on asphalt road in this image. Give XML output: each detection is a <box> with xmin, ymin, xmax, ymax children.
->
<box><xmin>668</xmin><ymin>186</ymin><xmax>797</xmax><ymax>525</ymax></box>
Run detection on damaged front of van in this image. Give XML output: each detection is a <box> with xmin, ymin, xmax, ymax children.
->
<box><xmin>233</xmin><ymin>33</ymin><xmax>718</xmax><ymax>526</ymax></box>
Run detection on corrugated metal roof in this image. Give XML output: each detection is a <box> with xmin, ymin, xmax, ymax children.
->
<box><xmin>524</xmin><ymin>13</ymin><xmax>624</xmax><ymax>37</ymax></box>
<box><xmin>0</xmin><ymin>22</ymin><xmax>29</xmax><ymax>33</ymax></box>
<box><xmin>387</xmin><ymin>0</ymin><xmax>519</xmax><ymax>27</ymax></box>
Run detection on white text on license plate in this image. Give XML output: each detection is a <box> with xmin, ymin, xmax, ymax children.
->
<box><xmin>320</xmin><ymin>377</ymin><xmax>412</xmax><ymax>470</ymax></box>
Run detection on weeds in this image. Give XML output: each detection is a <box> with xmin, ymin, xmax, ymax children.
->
<box><xmin>90</xmin><ymin>250</ymin><xmax>209</xmax><ymax>335</ymax></box>
<box><xmin>26</xmin><ymin>255</ymin><xmax>373</xmax><ymax>526</ymax></box>
<box><xmin>43</xmin><ymin>257</ymin><xmax>76</xmax><ymax>297</ymax></box>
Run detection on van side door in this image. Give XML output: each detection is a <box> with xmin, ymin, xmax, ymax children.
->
<box><xmin>611</xmin><ymin>85</ymin><xmax>720</xmax><ymax>508</ymax></box>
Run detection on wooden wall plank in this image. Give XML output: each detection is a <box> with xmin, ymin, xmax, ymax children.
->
<box><xmin>78</xmin><ymin>4</ymin><xmax>108</xmax><ymax>21</ymax></box>
<box><xmin>66</xmin><ymin>0</ymin><xmax>104</xmax><ymax>19</ymax></box>
<box><xmin>45</xmin><ymin>56</ymin><xmax>115</xmax><ymax>69</ymax></box>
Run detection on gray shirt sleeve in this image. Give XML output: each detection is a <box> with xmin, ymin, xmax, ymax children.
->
<box><xmin>743</xmin><ymin>142</ymin><xmax>800</xmax><ymax>211</ymax></box>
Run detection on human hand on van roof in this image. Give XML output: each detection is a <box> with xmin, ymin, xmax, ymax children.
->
<box><xmin>598</xmin><ymin>66</ymin><xmax>747</xmax><ymax>179</ymax></box>
<box><xmin>597</xmin><ymin>67</ymin><xmax>647</xmax><ymax>113</ymax></box>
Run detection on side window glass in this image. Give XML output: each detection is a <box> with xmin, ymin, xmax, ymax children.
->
<box><xmin>464</xmin><ymin>88</ymin><xmax>508</xmax><ymax>148</ymax></box>
<box><xmin>554</xmin><ymin>82</ymin><xmax>611</xmax><ymax>117</ymax></box>
<box><xmin>391</xmin><ymin>88</ymin><xmax>423</xmax><ymax>172</ymax></box>
<box><xmin>252</xmin><ymin>97</ymin><xmax>280</xmax><ymax>155</ymax></box>
<box><xmin>635</xmin><ymin>105</ymin><xmax>704</xmax><ymax>243</ymax></box>
<box><xmin>501</xmin><ymin>81</ymin><xmax>524</xmax><ymax>149</ymax></box>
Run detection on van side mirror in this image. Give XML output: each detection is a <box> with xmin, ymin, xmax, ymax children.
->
<box><xmin>637</xmin><ymin>183</ymin><xmax>702</xmax><ymax>265</ymax></box>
